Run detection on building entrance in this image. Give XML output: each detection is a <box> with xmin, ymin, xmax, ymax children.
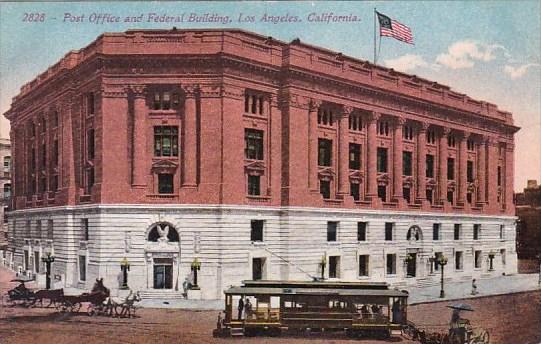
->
<box><xmin>153</xmin><ymin>258</ymin><xmax>173</xmax><ymax>289</ymax></box>
<box><xmin>406</xmin><ymin>253</ymin><xmax>417</xmax><ymax>277</ymax></box>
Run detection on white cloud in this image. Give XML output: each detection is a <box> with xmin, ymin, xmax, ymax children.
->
<box><xmin>384</xmin><ymin>54</ymin><xmax>430</xmax><ymax>73</ymax></box>
<box><xmin>503</xmin><ymin>63</ymin><xmax>540</xmax><ymax>79</ymax></box>
<box><xmin>436</xmin><ymin>40</ymin><xmax>507</xmax><ymax>69</ymax></box>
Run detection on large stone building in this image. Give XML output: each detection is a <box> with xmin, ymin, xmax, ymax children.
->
<box><xmin>516</xmin><ymin>180</ymin><xmax>541</xmax><ymax>260</ymax></box>
<box><xmin>4</xmin><ymin>29</ymin><xmax>519</xmax><ymax>299</ymax></box>
<box><xmin>0</xmin><ymin>138</ymin><xmax>11</xmax><ymax>255</ymax></box>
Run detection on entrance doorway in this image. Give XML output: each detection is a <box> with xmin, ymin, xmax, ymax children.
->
<box><xmin>406</xmin><ymin>253</ymin><xmax>417</xmax><ymax>277</ymax></box>
<box><xmin>153</xmin><ymin>258</ymin><xmax>173</xmax><ymax>289</ymax></box>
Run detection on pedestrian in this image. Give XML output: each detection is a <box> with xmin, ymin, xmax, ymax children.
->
<box><xmin>471</xmin><ymin>279</ymin><xmax>478</xmax><ymax>295</ymax></box>
<box><xmin>244</xmin><ymin>297</ymin><xmax>253</xmax><ymax>320</ymax></box>
<box><xmin>237</xmin><ymin>296</ymin><xmax>244</xmax><ymax>320</ymax></box>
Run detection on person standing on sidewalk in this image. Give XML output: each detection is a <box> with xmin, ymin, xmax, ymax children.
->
<box><xmin>237</xmin><ymin>296</ymin><xmax>244</xmax><ymax>320</ymax></box>
<box><xmin>471</xmin><ymin>279</ymin><xmax>478</xmax><ymax>295</ymax></box>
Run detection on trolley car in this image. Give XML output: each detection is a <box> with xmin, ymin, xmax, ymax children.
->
<box><xmin>213</xmin><ymin>280</ymin><xmax>409</xmax><ymax>338</ymax></box>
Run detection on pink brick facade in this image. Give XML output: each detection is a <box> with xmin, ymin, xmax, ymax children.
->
<box><xmin>4</xmin><ymin>29</ymin><xmax>518</xmax><ymax>215</ymax></box>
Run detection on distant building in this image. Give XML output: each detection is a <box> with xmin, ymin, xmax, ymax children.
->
<box><xmin>0</xmin><ymin>138</ymin><xmax>11</xmax><ymax>256</ymax></box>
<box><xmin>516</xmin><ymin>180</ymin><xmax>541</xmax><ymax>259</ymax></box>
<box><xmin>3</xmin><ymin>29</ymin><xmax>519</xmax><ymax>299</ymax></box>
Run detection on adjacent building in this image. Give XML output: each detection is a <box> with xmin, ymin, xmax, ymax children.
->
<box><xmin>0</xmin><ymin>138</ymin><xmax>11</xmax><ymax>258</ymax></box>
<box><xmin>516</xmin><ymin>180</ymin><xmax>541</xmax><ymax>261</ymax></box>
<box><xmin>3</xmin><ymin>29</ymin><xmax>519</xmax><ymax>299</ymax></box>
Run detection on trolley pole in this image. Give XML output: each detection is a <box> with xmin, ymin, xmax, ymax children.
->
<box><xmin>41</xmin><ymin>253</ymin><xmax>55</xmax><ymax>290</ymax></box>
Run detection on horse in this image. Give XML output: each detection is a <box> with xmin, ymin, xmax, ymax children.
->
<box><xmin>116</xmin><ymin>290</ymin><xmax>141</xmax><ymax>318</ymax></box>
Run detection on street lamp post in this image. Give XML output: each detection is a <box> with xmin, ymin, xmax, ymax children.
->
<box><xmin>41</xmin><ymin>253</ymin><xmax>55</xmax><ymax>290</ymax></box>
<box><xmin>120</xmin><ymin>257</ymin><xmax>130</xmax><ymax>289</ymax></box>
<box><xmin>436</xmin><ymin>254</ymin><xmax>448</xmax><ymax>298</ymax></box>
<box><xmin>191</xmin><ymin>258</ymin><xmax>201</xmax><ymax>290</ymax></box>
<box><xmin>320</xmin><ymin>254</ymin><xmax>327</xmax><ymax>281</ymax></box>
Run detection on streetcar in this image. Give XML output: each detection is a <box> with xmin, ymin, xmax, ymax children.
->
<box><xmin>213</xmin><ymin>280</ymin><xmax>409</xmax><ymax>338</ymax></box>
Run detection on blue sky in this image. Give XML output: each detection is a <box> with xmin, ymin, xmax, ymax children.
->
<box><xmin>0</xmin><ymin>1</ymin><xmax>539</xmax><ymax>191</ymax></box>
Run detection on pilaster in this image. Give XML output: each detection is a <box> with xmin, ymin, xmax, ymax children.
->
<box><xmin>337</xmin><ymin>106</ymin><xmax>352</xmax><ymax>198</ymax></box>
<box><xmin>438</xmin><ymin>127</ymin><xmax>450</xmax><ymax>205</ymax></box>
<box><xmin>365</xmin><ymin>112</ymin><xmax>380</xmax><ymax>203</ymax></box>
<box><xmin>392</xmin><ymin>116</ymin><xmax>405</xmax><ymax>204</ymax></box>
<box><xmin>130</xmin><ymin>85</ymin><xmax>147</xmax><ymax>187</ymax></box>
<box><xmin>182</xmin><ymin>85</ymin><xmax>199</xmax><ymax>188</ymax></box>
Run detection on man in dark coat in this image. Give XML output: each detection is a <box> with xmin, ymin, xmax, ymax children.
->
<box><xmin>237</xmin><ymin>296</ymin><xmax>244</xmax><ymax>320</ymax></box>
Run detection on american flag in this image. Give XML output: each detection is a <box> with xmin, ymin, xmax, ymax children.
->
<box><xmin>376</xmin><ymin>11</ymin><xmax>413</xmax><ymax>45</ymax></box>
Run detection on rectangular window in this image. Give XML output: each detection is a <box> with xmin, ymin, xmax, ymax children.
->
<box><xmin>247</xmin><ymin>175</ymin><xmax>260</xmax><ymax>196</ymax></box>
<box><xmin>426</xmin><ymin>154</ymin><xmax>434</xmax><ymax>178</ymax></box>
<box><xmin>87</xmin><ymin>93</ymin><xmax>95</xmax><ymax>115</ymax></box>
<box><xmin>245</xmin><ymin>93</ymin><xmax>264</xmax><ymax>115</ymax></box>
<box><xmin>386</xmin><ymin>254</ymin><xmax>396</xmax><ymax>275</ymax></box>
<box><xmin>245</xmin><ymin>129</ymin><xmax>264</xmax><ymax>160</ymax></box>
<box><xmin>403</xmin><ymin>151</ymin><xmax>413</xmax><ymax>176</ymax></box>
<box><xmin>87</xmin><ymin>167</ymin><xmax>95</xmax><ymax>190</ymax></box>
<box><xmin>499</xmin><ymin>225</ymin><xmax>505</xmax><ymax>239</ymax></box>
<box><xmin>318</xmin><ymin>139</ymin><xmax>332</xmax><ymax>166</ymax></box>
<box><xmin>152</xmin><ymin>91</ymin><xmax>179</xmax><ymax>110</ymax></box>
<box><xmin>158</xmin><ymin>174</ymin><xmax>174</xmax><ymax>194</ymax></box>
<box><xmin>474</xmin><ymin>251</ymin><xmax>482</xmax><ymax>269</ymax></box>
<box><xmin>385</xmin><ymin>222</ymin><xmax>393</xmax><ymax>241</ymax></box>
<box><xmin>454</xmin><ymin>224</ymin><xmax>461</xmax><ymax>240</ymax></box>
<box><xmin>426</xmin><ymin>189</ymin><xmax>433</xmax><ymax>204</ymax></box>
<box><xmin>349</xmin><ymin>143</ymin><xmax>361</xmax><ymax>170</ymax></box>
<box><xmin>41</xmin><ymin>144</ymin><xmax>46</xmax><ymax>169</ymax></box>
<box><xmin>36</xmin><ymin>220</ymin><xmax>42</xmax><ymax>239</ymax></box>
<box><xmin>403</xmin><ymin>187</ymin><xmax>411</xmax><ymax>203</ymax></box>
<box><xmin>250</xmin><ymin>220</ymin><xmax>264</xmax><ymax>242</ymax></box>
<box><xmin>350</xmin><ymin>183</ymin><xmax>360</xmax><ymax>201</ymax></box>
<box><xmin>329</xmin><ymin>256</ymin><xmax>340</xmax><ymax>278</ymax></box>
<box><xmin>25</xmin><ymin>220</ymin><xmax>31</xmax><ymax>238</ymax></box>
<box><xmin>473</xmin><ymin>224</ymin><xmax>480</xmax><ymax>240</ymax></box>
<box><xmin>467</xmin><ymin>160</ymin><xmax>474</xmax><ymax>183</ymax></box>
<box><xmin>447</xmin><ymin>158</ymin><xmax>455</xmax><ymax>180</ymax></box>
<box><xmin>358</xmin><ymin>255</ymin><xmax>369</xmax><ymax>277</ymax></box>
<box><xmin>497</xmin><ymin>166</ymin><xmax>502</xmax><ymax>186</ymax></box>
<box><xmin>53</xmin><ymin>140</ymin><xmax>59</xmax><ymax>166</ymax></box>
<box><xmin>377</xmin><ymin>147</ymin><xmax>388</xmax><ymax>173</ymax></box>
<box><xmin>51</xmin><ymin>175</ymin><xmax>58</xmax><ymax>192</ymax></box>
<box><xmin>154</xmin><ymin>126</ymin><xmax>179</xmax><ymax>157</ymax></box>
<box><xmin>79</xmin><ymin>255</ymin><xmax>87</xmax><ymax>281</ymax></box>
<box><xmin>433</xmin><ymin>223</ymin><xmax>441</xmax><ymax>240</ymax></box>
<box><xmin>82</xmin><ymin>218</ymin><xmax>89</xmax><ymax>241</ymax></box>
<box><xmin>327</xmin><ymin>221</ymin><xmax>338</xmax><ymax>242</ymax></box>
<box><xmin>455</xmin><ymin>251</ymin><xmax>463</xmax><ymax>270</ymax></box>
<box><xmin>87</xmin><ymin>129</ymin><xmax>95</xmax><ymax>160</ymax></box>
<box><xmin>447</xmin><ymin>190</ymin><xmax>454</xmax><ymax>204</ymax></box>
<box><xmin>320</xmin><ymin>180</ymin><xmax>330</xmax><ymax>199</ymax></box>
<box><xmin>378</xmin><ymin>185</ymin><xmax>387</xmax><ymax>202</ymax></box>
<box><xmin>357</xmin><ymin>222</ymin><xmax>367</xmax><ymax>241</ymax></box>
<box><xmin>252</xmin><ymin>258</ymin><xmax>265</xmax><ymax>280</ymax></box>
<box><xmin>467</xmin><ymin>192</ymin><xmax>472</xmax><ymax>204</ymax></box>
<box><xmin>47</xmin><ymin>219</ymin><xmax>53</xmax><ymax>240</ymax></box>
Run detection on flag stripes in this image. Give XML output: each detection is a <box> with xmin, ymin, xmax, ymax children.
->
<box><xmin>377</xmin><ymin>11</ymin><xmax>414</xmax><ymax>45</ymax></box>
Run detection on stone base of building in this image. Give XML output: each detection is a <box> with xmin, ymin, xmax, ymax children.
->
<box><xmin>6</xmin><ymin>204</ymin><xmax>518</xmax><ymax>300</ymax></box>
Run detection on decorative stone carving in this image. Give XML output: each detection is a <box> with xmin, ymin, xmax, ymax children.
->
<box><xmin>318</xmin><ymin>167</ymin><xmax>335</xmax><ymax>181</ymax></box>
<box><xmin>244</xmin><ymin>160</ymin><xmax>266</xmax><ymax>176</ymax></box>
<box><xmin>156</xmin><ymin>224</ymin><xmax>170</xmax><ymax>243</ymax></box>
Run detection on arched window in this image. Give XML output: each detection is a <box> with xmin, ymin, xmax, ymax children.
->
<box><xmin>147</xmin><ymin>223</ymin><xmax>179</xmax><ymax>242</ymax></box>
<box><xmin>406</xmin><ymin>226</ymin><xmax>422</xmax><ymax>241</ymax></box>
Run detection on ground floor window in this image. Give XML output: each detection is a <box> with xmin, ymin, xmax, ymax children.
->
<box><xmin>329</xmin><ymin>256</ymin><xmax>340</xmax><ymax>278</ymax></box>
<box><xmin>455</xmin><ymin>251</ymin><xmax>463</xmax><ymax>270</ymax></box>
<box><xmin>358</xmin><ymin>255</ymin><xmax>369</xmax><ymax>277</ymax></box>
<box><xmin>78</xmin><ymin>255</ymin><xmax>86</xmax><ymax>282</ymax></box>
<box><xmin>252</xmin><ymin>257</ymin><xmax>266</xmax><ymax>280</ymax></box>
<box><xmin>386</xmin><ymin>254</ymin><xmax>396</xmax><ymax>275</ymax></box>
<box><xmin>474</xmin><ymin>250</ymin><xmax>482</xmax><ymax>269</ymax></box>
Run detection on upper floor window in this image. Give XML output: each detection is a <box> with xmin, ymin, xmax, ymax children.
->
<box><xmin>473</xmin><ymin>224</ymin><xmax>481</xmax><ymax>240</ymax></box>
<box><xmin>447</xmin><ymin>135</ymin><xmax>456</xmax><ymax>148</ymax></box>
<box><xmin>497</xmin><ymin>166</ymin><xmax>502</xmax><ymax>186</ymax></box>
<box><xmin>447</xmin><ymin>158</ymin><xmax>455</xmax><ymax>180</ymax></box>
<box><xmin>426</xmin><ymin>154</ymin><xmax>434</xmax><ymax>178</ymax></box>
<box><xmin>53</xmin><ymin>140</ymin><xmax>59</xmax><ymax>167</ymax></box>
<box><xmin>30</xmin><ymin>122</ymin><xmax>36</xmax><ymax>138</ymax></box>
<box><xmin>349</xmin><ymin>143</ymin><xmax>361</xmax><ymax>170</ymax></box>
<box><xmin>47</xmin><ymin>219</ymin><xmax>53</xmax><ymax>240</ymax></box>
<box><xmin>403</xmin><ymin>151</ymin><xmax>413</xmax><ymax>176</ymax></box>
<box><xmin>454</xmin><ymin>224</ymin><xmax>461</xmax><ymax>240</ymax></box>
<box><xmin>158</xmin><ymin>174</ymin><xmax>174</xmax><ymax>194</ymax></box>
<box><xmin>377</xmin><ymin>147</ymin><xmax>388</xmax><ymax>173</ymax></box>
<box><xmin>467</xmin><ymin>139</ymin><xmax>475</xmax><ymax>151</ymax></box>
<box><xmin>433</xmin><ymin>223</ymin><xmax>441</xmax><ymax>240</ymax></box>
<box><xmin>377</xmin><ymin>120</ymin><xmax>390</xmax><ymax>136</ymax></box>
<box><xmin>318</xmin><ymin>139</ymin><xmax>332</xmax><ymax>167</ymax></box>
<box><xmin>40</xmin><ymin>144</ymin><xmax>46</xmax><ymax>169</ymax></box>
<box><xmin>82</xmin><ymin>218</ymin><xmax>89</xmax><ymax>241</ymax></box>
<box><xmin>244</xmin><ymin>92</ymin><xmax>264</xmax><ymax>115</ymax></box>
<box><xmin>427</xmin><ymin>130</ymin><xmax>436</xmax><ymax>144</ymax></box>
<box><xmin>317</xmin><ymin>108</ymin><xmax>334</xmax><ymax>126</ymax></box>
<box><xmin>87</xmin><ymin>92</ymin><xmax>95</xmax><ymax>115</ymax></box>
<box><xmin>403</xmin><ymin>125</ymin><xmax>414</xmax><ymax>141</ymax></box>
<box><xmin>40</xmin><ymin>117</ymin><xmax>46</xmax><ymax>134</ymax></box>
<box><xmin>247</xmin><ymin>175</ymin><xmax>260</xmax><ymax>196</ymax></box>
<box><xmin>349</xmin><ymin>114</ymin><xmax>363</xmax><ymax>131</ymax></box>
<box><xmin>467</xmin><ymin>161</ymin><xmax>474</xmax><ymax>183</ymax></box>
<box><xmin>250</xmin><ymin>220</ymin><xmax>264</xmax><ymax>242</ymax></box>
<box><xmin>3</xmin><ymin>184</ymin><xmax>11</xmax><ymax>199</ymax></box>
<box><xmin>87</xmin><ymin>129</ymin><xmax>95</xmax><ymax>160</ymax></box>
<box><xmin>320</xmin><ymin>180</ymin><xmax>331</xmax><ymax>199</ymax></box>
<box><xmin>385</xmin><ymin>222</ymin><xmax>394</xmax><ymax>241</ymax></box>
<box><xmin>327</xmin><ymin>221</ymin><xmax>338</xmax><ymax>242</ymax></box>
<box><xmin>499</xmin><ymin>224</ymin><xmax>505</xmax><ymax>239</ymax></box>
<box><xmin>52</xmin><ymin>111</ymin><xmax>59</xmax><ymax>128</ymax></box>
<box><xmin>154</xmin><ymin>126</ymin><xmax>179</xmax><ymax>157</ymax></box>
<box><xmin>3</xmin><ymin>156</ymin><xmax>11</xmax><ymax>171</ymax></box>
<box><xmin>357</xmin><ymin>222</ymin><xmax>367</xmax><ymax>241</ymax></box>
<box><xmin>245</xmin><ymin>129</ymin><xmax>264</xmax><ymax>160</ymax></box>
<box><xmin>350</xmin><ymin>183</ymin><xmax>360</xmax><ymax>201</ymax></box>
<box><xmin>152</xmin><ymin>90</ymin><xmax>179</xmax><ymax>111</ymax></box>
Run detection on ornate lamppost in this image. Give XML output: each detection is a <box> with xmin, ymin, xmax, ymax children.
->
<box><xmin>41</xmin><ymin>253</ymin><xmax>55</xmax><ymax>290</ymax></box>
<box><xmin>320</xmin><ymin>254</ymin><xmax>327</xmax><ymax>281</ymax></box>
<box><xmin>191</xmin><ymin>258</ymin><xmax>201</xmax><ymax>290</ymax></box>
<box><xmin>436</xmin><ymin>254</ymin><xmax>448</xmax><ymax>298</ymax></box>
<box><xmin>120</xmin><ymin>257</ymin><xmax>130</xmax><ymax>289</ymax></box>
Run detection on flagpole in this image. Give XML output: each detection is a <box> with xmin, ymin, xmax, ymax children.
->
<box><xmin>373</xmin><ymin>8</ymin><xmax>377</xmax><ymax>64</ymax></box>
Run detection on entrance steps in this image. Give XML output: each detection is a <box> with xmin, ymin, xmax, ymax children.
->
<box><xmin>139</xmin><ymin>290</ymin><xmax>185</xmax><ymax>300</ymax></box>
<box><xmin>230</xmin><ymin>328</ymin><xmax>244</xmax><ymax>337</ymax></box>
<box><xmin>415</xmin><ymin>278</ymin><xmax>439</xmax><ymax>288</ymax></box>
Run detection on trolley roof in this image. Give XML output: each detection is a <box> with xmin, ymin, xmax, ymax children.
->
<box><xmin>241</xmin><ymin>280</ymin><xmax>390</xmax><ymax>290</ymax></box>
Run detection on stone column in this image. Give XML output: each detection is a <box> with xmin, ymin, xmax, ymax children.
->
<box><xmin>486</xmin><ymin>137</ymin><xmax>500</xmax><ymax>210</ymax></box>
<box><xmin>131</xmin><ymin>85</ymin><xmax>147</xmax><ymax>187</ymax></box>
<box><xmin>308</xmin><ymin>100</ymin><xmax>320</xmax><ymax>192</ymax></box>
<box><xmin>476</xmin><ymin>137</ymin><xmax>487</xmax><ymax>206</ymax></box>
<box><xmin>366</xmin><ymin>112</ymin><xmax>380</xmax><ymax>200</ymax></box>
<box><xmin>392</xmin><ymin>116</ymin><xmax>405</xmax><ymax>202</ymax></box>
<box><xmin>416</xmin><ymin>122</ymin><xmax>428</xmax><ymax>203</ymax></box>
<box><xmin>458</xmin><ymin>132</ymin><xmax>469</xmax><ymax>205</ymax></box>
<box><xmin>504</xmin><ymin>142</ymin><xmax>515</xmax><ymax>213</ymax></box>
<box><xmin>337</xmin><ymin>106</ymin><xmax>352</xmax><ymax>198</ymax></box>
<box><xmin>438</xmin><ymin>128</ymin><xmax>450</xmax><ymax>204</ymax></box>
<box><xmin>182</xmin><ymin>85</ymin><xmax>198</xmax><ymax>187</ymax></box>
